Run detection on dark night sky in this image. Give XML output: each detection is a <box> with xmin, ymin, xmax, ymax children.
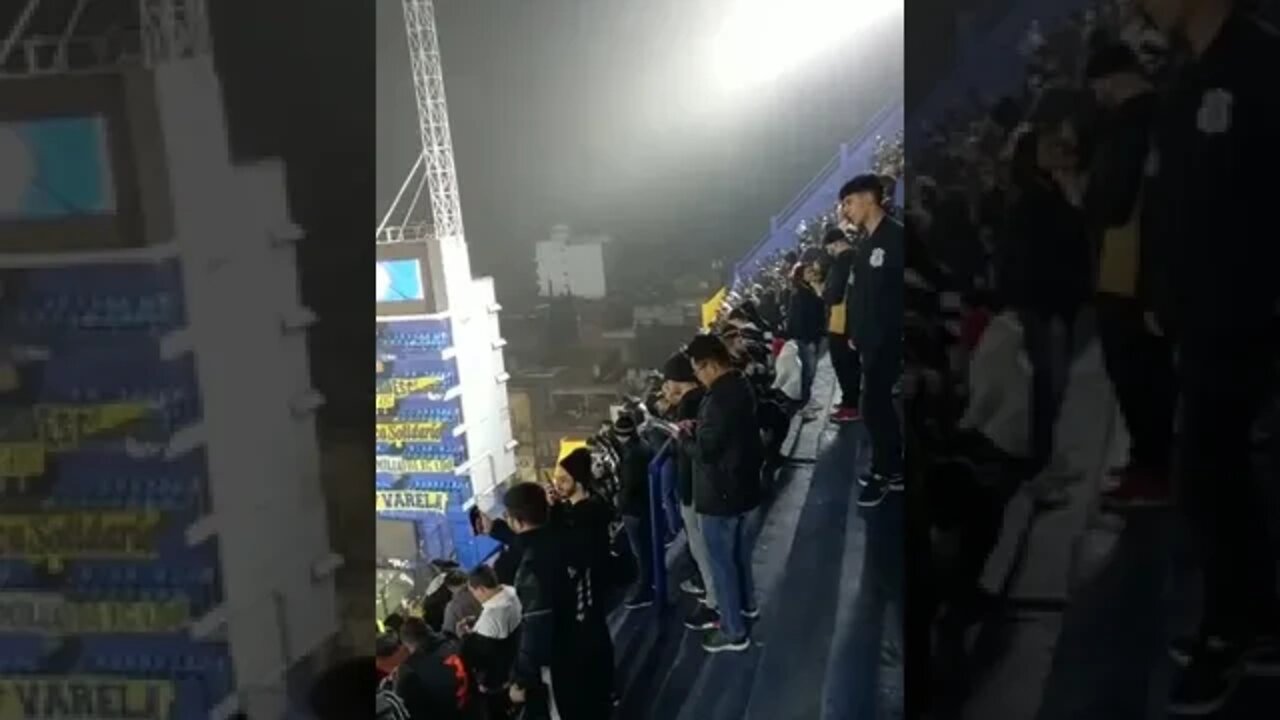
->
<box><xmin>378</xmin><ymin>0</ymin><xmax>902</xmax><ymax>299</ymax></box>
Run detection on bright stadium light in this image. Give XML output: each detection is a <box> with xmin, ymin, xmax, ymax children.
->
<box><xmin>708</xmin><ymin>0</ymin><xmax>901</xmax><ymax>94</ymax></box>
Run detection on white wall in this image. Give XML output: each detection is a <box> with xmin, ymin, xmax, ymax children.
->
<box><xmin>535</xmin><ymin>233</ymin><xmax>608</xmax><ymax>300</ymax></box>
<box><xmin>153</xmin><ymin>57</ymin><xmax>336</xmax><ymax>720</ymax></box>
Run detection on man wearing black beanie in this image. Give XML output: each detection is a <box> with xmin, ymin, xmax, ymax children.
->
<box><xmin>661</xmin><ymin>351</ymin><xmax>720</xmax><ymax>629</ymax></box>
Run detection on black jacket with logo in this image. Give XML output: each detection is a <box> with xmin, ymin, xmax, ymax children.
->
<box><xmin>1143</xmin><ymin>10</ymin><xmax>1280</xmax><ymax>334</ymax></box>
<box><xmin>690</xmin><ymin>371</ymin><xmax>763</xmax><ymax>517</ymax></box>
<box><xmin>849</xmin><ymin>216</ymin><xmax>905</xmax><ymax>354</ymax></box>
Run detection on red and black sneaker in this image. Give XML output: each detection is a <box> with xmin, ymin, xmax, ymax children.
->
<box><xmin>1100</xmin><ymin>466</ymin><xmax>1171</xmax><ymax>511</ymax></box>
<box><xmin>831</xmin><ymin>406</ymin><xmax>862</xmax><ymax>424</ymax></box>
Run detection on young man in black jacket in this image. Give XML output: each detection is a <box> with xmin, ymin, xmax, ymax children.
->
<box><xmin>823</xmin><ymin>228</ymin><xmax>863</xmax><ymax>423</ymax></box>
<box><xmin>683</xmin><ymin>334</ymin><xmax>764</xmax><ymax>653</ymax></box>
<box><xmin>613</xmin><ymin>414</ymin><xmax>657</xmax><ymax>609</ymax></box>
<box><xmin>394</xmin><ymin>617</ymin><xmax>471</xmax><ymax>720</ymax></box>
<box><xmin>664</xmin><ymin>351</ymin><xmax>720</xmax><ymax>631</ymax></box>
<box><xmin>840</xmin><ymin>174</ymin><xmax>905</xmax><ymax>508</ymax></box>
<box><xmin>503</xmin><ymin>482</ymin><xmax>613</xmax><ymax>720</ymax></box>
<box><xmin>1137</xmin><ymin>0</ymin><xmax>1280</xmax><ymax>711</ymax></box>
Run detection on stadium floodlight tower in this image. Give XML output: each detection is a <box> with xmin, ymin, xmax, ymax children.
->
<box><xmin>374</xmin><ymin>0</ymin><xmax>516</xmax><ymax>578</ymax></box>
<box><xmin>1</xmin><ymin>2</ymin><xmax>340</xmax><ymax>718</ymax></box>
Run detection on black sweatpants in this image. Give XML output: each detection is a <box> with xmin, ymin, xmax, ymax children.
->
<box><xmin>862</xmin><ymin>343</ymin><xmax>903</xmax><ymax>477</ymax></box>
<box><xmin>1177</xmin><ymin>328</ymin><xmax>1277</xmax><ymax>641</ymax></box>
<box><xmin>830</xmin><ymin>333</ymin><xmax>862</xmax><ymax>410</ymax></box>
<box><xmin>1018</xmin><ymin>308</ymin><xmax>1076</xmax><ymax>472</ymax></box>
<box><xmin>1096</xmin><ymin>294</ymin><xmax>1175</xmax><ymax>473</ymax></box>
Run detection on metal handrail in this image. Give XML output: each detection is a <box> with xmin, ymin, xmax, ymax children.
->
<box><xmin>646</xmin><ymin>437</ymin><xmax>675</xmax><ymax>616</ymax></box>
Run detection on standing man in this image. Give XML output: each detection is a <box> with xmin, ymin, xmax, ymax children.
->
<box><xmin>840</xmin><ymin>174</ymin><xmax>905</xmax><ymax>508</ymax></box>
<box><xmin>1081</xmin><ymin>42</ymin><xmax>1176</xmax><ymax>510</ymax></box>
<box><xmin>683</xmin><ymin>334</ymin><xmax>764</xmax><ymax>653</ymax></box>
<box><xmin>661</xmin><ymin>350</ymin><xmax>721</xmax><ymax>632</ymax></box>
<box><xmin>613</xmin><ymin>414</ymin><xmax>657</xmax><ymax>609</ymax></box>
<box><xmin>822</xmin><ymin>228</ymin><xmax>863</xmax><ymax>423</ymax></box>
<box><xmin>1137</xmin><ymin>0</ymin><xmax>1280</xmax><ymax>714</ymax></box>
<box><xmin>502</xmin><ymin>482</ymin><xmax>614</xmax><ymax>719</ymax></box>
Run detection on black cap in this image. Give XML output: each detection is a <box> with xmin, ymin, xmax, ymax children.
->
<box><xmin>662</xmin><ymin>352</ymin><xmax>697</xmax><ymax>383</ymax></box>
<box><xmin>1084</xmin><ymin>42</ymin><xmax>1140</xmax><ymax>81</ymax></box>
<box><xmin>822</xmin><ymin>228</ymin><xmax>849</xmax><ymax>246</ymax></box>
<box><xmin>613</xmin><ymin>414</ymin><xmax>638</xmax><ymax>438</ymax></box>
<box><xmin>557</xmin><ymin>447</ymin><xmax>593</xmax><ymax>487</ymax></box>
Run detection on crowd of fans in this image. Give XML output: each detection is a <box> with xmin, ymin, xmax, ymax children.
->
<box><xmin>910</xmin><ymin>0</ymin><xmax>1280</xmax><ymax>715</ymax></box>
<box><xmin>363</xmin><ymin>165</ymin><xmax>904</xmax><ymax>718</ymax></box>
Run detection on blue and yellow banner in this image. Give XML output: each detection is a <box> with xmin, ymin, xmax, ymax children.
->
<box><xmin>33</xmin><ymin>403</ymin><xmax>149</xmax><ymax>452</ymax></box>
<box><xmin>0</xmin><ymin>512</ymin><xmax>161</xmax><ymax>561</ymax></box>
<box><xmin>375</xmin><ymin>422</ymin><xmax>446</xmax><ymax>444</ymax></box>
<box><xmin>0</xmin><ymin>444</ymin><xmax>45</xmax><ymax>479</ymax></box>
<box><xmin>375</xmin><ymin>456</ymin><xmax>454</xmax><ymax>475</ymax></box>
<box><xmin>0</xmin><ymin>593</ymin><xmax>189</xmax><ymax>635</ymax></box>
<box><xmin>376</xmin><ymin>490</ymin><xmax>449</xmax><ymax>514</ymax></box>
<box><xmin>381</xmin><ymin>376</ymin><xmax>443</xmax><ymax>397</ymax></box>
<box><xmin>0</xmin><ymin>677</ymin><xmax>174</xmax><ymax>719</ymax></box>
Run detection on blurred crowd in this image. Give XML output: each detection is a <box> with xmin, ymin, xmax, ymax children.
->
<box><xmin>908</xmin><ymin>0</ymin><xmax>1280</xmax><ymax>715</ymax></box>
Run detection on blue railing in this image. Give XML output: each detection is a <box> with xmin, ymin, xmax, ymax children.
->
<box><xmin>646</xmin><ymin>438</ymin><xmax>676</xmax><ymax>615</ymax></box>
<box><xmin>730</xmin><ymin>102</ymin><xmax>904</xmax><ymax>292</ymax></box>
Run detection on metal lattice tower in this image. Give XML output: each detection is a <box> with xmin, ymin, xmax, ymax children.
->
<box><xmin>381</xmin><ymin>0</ymin><xmax>466</xmax><ymax>247</ymax></box>
<box><xmin>0</xmin><ymin>0</ymin><xmax>209</xmax><ymax>77</ymax></box>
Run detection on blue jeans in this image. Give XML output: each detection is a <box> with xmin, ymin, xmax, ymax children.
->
<box><xmin>659</xmin><ymin>458</ymin><xmax>682</xmax><ymax>538</ymax></box>
<box><xmin>797</xmin><ymin>340</ymin><xmax>818</xmax><ymax>406</ymax></box>
<box><xmin>698</xmin><ymin>512</ymin><xmax>756</xmax><ymax>641</ymax></box>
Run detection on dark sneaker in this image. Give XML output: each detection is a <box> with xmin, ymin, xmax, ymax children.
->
<box><xmin>858</xmin><ymin>471</ymin><xmax>874</xmax><ymax>487</ymax></box>
<box><xmin>857</xmin><ymin>478</ymin><xmax>890</xmax><ymax>508</ymax></box>
<box><xmin>831</xmin><ymin>406</ymin><xmax>862</xmax><ymax>423</ymax></box>
<box><xmin>741</xmin><ymin>606</ymin><xmax>760</xmax><ymax>620</ymax></box>
<box><xmin>886</xmin><ymin>474</ymin><xmax>905</xmax><ymax>492</ymax></box>
<box><xmin>1100</xmin><ymin>467</ymin><xmax>1171</xmax><ymax>511</ymax></box>
<box><xmin>684</xmin><ymin>604</ymin><xmax>719</xmax><ymax>631</ymax></box>
<box><xmin>701</xmin><ymin>629</ymin><xmax>750</xmax><ymax>653</ymax></box>
<box><xmin>679</xmin><ymin>578</ymin><xmax>705</xmax><ymax>597</ymax></box>
<box><xmin>624</xmin><ymin>593</ymin><xmax>655</xmax><ymax>610</ymax></box>
<box><xmin>1167</xmin><ymin>642</ymin><xmax>1243</xmax><ymax>716</ymax></box>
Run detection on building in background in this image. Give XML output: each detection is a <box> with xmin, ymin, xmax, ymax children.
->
<box><xmin>535</xmin><ymin>224</ymin><xmax>616</xmax><ymax>300</ymax></box>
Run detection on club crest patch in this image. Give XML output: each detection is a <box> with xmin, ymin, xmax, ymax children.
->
<box><xmin>870</xmin><ymin>248</ymin><xmax>885</xmax><ymax>268</ymax></box>
<box><xmin>1196</xmin><ymin>88</ymin><xmax>1232</xmax><ymax>134</ymax></box>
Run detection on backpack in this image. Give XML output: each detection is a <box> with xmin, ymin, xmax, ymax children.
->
<box><xmin>376</xmin><ymin>673</ymin><xmax>411</xmax><ymax>720</ymax></box>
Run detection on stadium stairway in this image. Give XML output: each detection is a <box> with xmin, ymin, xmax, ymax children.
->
<box><xmin>609</xmin><ymin>356</ymin><xmax>904</xmax><ymax>720</ymax></box>
<box><xmin>958</xmin><ymin>328</ymin><xmax>1280</xmax><ymax>720</ymax></box>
